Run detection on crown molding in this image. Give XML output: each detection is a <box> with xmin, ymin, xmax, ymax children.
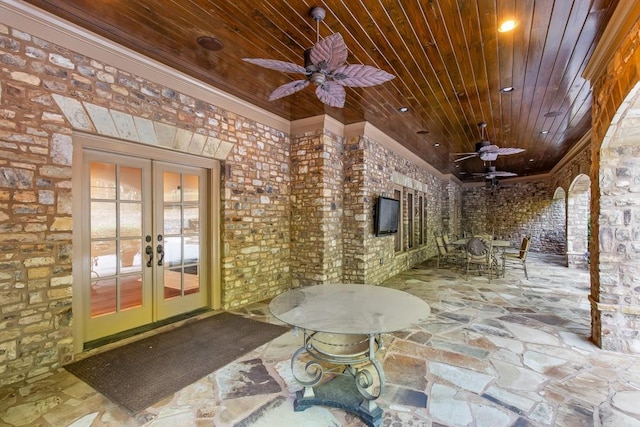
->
<box><xmin>583</xmin><ymin>2</ymin><xmax>640</xmax><ymax>81</ymax></box>
<box><xmin>290</xmin><ymin>114</ymin><xmax>344</xmax><ymax>136</ymax></box>
<box><xmin>0</xmin><ymin>0</ymin><xmax>290</xmax><ymax>134</ymax></box>
<box><xmin>549</xmin><ymin>130</ymin><xmax>592</xmax><ymax>177</ymax></box>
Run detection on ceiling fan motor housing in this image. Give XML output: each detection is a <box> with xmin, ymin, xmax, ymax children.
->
<box><xmin>476</xmin><ymin>140</ymin><xmax>491</xmax><ymax>151</ymax></box>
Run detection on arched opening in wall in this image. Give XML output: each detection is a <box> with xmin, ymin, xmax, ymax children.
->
<box><xmin>596</xmin><ymin>81</ymin><xmax>640</xmax><ymax>352</ymax></box>
<box><xmin>551</xmin><ymin>187</ymin><xmax>567</xmax><ymax>261</ymax></box>
<box><xmin>553</xmin><ymin>187</ymin><xmax>566</xmax><ymax>200</ymax></box>
<box><xmin>567</xmin><ymin>175</ymin><xmax>590</xmax><ymax>268</ymax></box>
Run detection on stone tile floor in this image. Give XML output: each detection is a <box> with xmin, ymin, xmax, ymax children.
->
<box><xmin>2</xmin><ymin>254</ymin><xmax>640</xmax><ymax>426</ymax></box>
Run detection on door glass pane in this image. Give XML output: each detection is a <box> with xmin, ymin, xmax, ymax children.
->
<box><xmin>164</xmin><ymin>267</ymin><xmax>182</xmax><ymax>299</ymax></box>
<box><xmin>120</xmin><ymin>166</ymin><xmax>142</xmax><ymax>201</ymax></box>
<box><xmin>91</xmin><ymin>202</ymin><xmax>116</xmax><ymax>238</ymax></box>
<box><xmin>164</xmin><ymin>236</ymin><xmax>182</xmax><ymax>268</ymax></box>
<box><xmin>184</xmin><ymin>206</ymin><xmax>199</xmax><ymax>233</ymax></box>
<box><xmin>184</xmin><ymin>236</ymin><xmax>199</xmax><ymax>265</ymax></box>
<box><xmin>184</xmin><ymin>236</ymin><xmax>199</xmax><ymax>295</ymax></box>
<box><xmin>120</xmin><ymin>239</ymin><xmax>142</xmax><ymax>271</ymax></box>
<box><xmin>91</xmin><ymin>240</ymin><xmax>116</xmax><ymax>277</ymax></box>
<box><xmin>184</xmin><ymin>265</ymin><xmax>199</xmax><ymax>295</ymax></box>
<box><xmin>183</xmin><ymin>174</ymin><xmax>199</xmax><ymax>202</ymax></box>
<box><xmin>91</xmin><ymin>277</ymin><xmax>117</xmax><ymax>317</ymax></box>
<box><xmin>120</xmin><ymin>274</ymin><xmax>143</xmax><ymax>310</ymax></box>
<box><xmin>90</xmin><ymin>162</ymin><xmax>116</xmax><ymax>199</ymax></box>
<box><xmin>164</xmin><ymin>205</ymin><xmax>182</xmax><ymax>235</ymax></box>
<box><xmin>163</xmin><ymin>172</ymin><xmax>181</xmax><ymax>202</ymax></box>
<box><xmin>120</xmin><ymin>203</ymin><xmax>142</xmax><ymax>237</ymax></box>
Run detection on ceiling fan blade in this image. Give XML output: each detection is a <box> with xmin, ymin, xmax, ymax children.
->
<box><xmin>492</xmin><ymin>171</ymin><xmax>518</xmax><ymax>177</ymax></box>
<box><xmin>316</xmin><ymin>81</ymin><xmax>346</xmax><ymax>107</ymax></box>
<box><xmin>454</xmin><ymin>154</ymin><xmax>478</xmax><ymax>162</ymax></box>
<box><xmin>331</xmin><ymin>65</ymin><xmax>395</xmax><ymax>87</ymax></box>
<box><xmin>478</xmin><ymin>144</ymin><xmax>500</xmax><ymax>153</ymax></box>
<box><xmin>496</xmin><ymin>147</ymin><xmax>526</xmax><ymax>155</ymax></box>
<box><xmin>310</xmin><ymin>33</ymin><xmax>348</xmax><ymax>71</ymax></box>
<box><xmin>242</xmin><ymin>58</ymin><xmax>307</xmax><ymax>74</ymax></box>
<box><xmin>268</xmin><ymin>80</ymin><xmax>310</xmax><ymax>101</ymax></box>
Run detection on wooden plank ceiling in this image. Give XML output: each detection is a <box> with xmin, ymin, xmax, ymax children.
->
<box><xmin>24</xmin><ymin>0</ymin><xmax>619</xmax><ymax>180</ymax></box>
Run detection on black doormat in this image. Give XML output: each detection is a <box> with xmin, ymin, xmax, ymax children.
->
<box><xmin>65</xmin><ymin>312</ymin><xmax>289</xmax><ymax>414</ymax></box>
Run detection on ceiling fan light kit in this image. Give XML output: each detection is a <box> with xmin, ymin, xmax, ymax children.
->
<box><xmin>242</xmin><ymin>6</ymin><xmax>395</xmax><ymax>108</ymax></box>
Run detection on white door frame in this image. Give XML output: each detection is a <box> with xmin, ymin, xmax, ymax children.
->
<box><xmin>71</xmin><ymin>132</ymin><xmax>221</xmax><ymax>354</ymax></box>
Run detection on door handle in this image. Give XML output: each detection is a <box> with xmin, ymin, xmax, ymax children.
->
<box><xmin>157</xmin><ymin>244</ymin><xmax>165</xmax><ymax>266</ymax></box>
<box><xmin>145</xmin><ymin>245</ymin><xmax>153</xmax><ymax>267</ymax></box>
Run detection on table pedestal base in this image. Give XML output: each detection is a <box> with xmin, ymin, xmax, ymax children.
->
<box><xmin>294</xmin><ymin>374</ymin><xmax>383</xmax><ymax>427</ymax></box>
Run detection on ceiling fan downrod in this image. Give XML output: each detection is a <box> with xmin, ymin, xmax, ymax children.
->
<box><xmin>310</xmin><ymin>7</ymin><xmax>326</xmax><ymax>43</ymax></box>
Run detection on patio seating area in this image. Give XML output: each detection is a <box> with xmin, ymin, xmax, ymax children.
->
<box><xmin>2</xmin><ymin>253</ymin><xmax>640</xmax><ymax>426</ymax></box>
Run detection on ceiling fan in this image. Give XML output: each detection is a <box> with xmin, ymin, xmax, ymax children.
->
<box><xmin>471</xmin><ymin>165</ymin><xmax>517</xmax><ymax>180</ymax></box>
<box><xmin>453</xmin><ymin>122</ymin><xmax>525</xmax><ymax>162</ymax></box>
<box><xmin>242</xmin><ymin>7</ymin><xmax>395</xmax><ymax>108</ymax></box>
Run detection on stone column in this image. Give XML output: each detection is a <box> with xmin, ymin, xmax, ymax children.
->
<box><xmin>289</xmin><ymin>127</ymin><xmax>344</xmax><ymax>287</ymax></box>
<box><xmin>567</xmin><ymin>184</ymin><xmax>590</xmax><ymax>268</ymax></box>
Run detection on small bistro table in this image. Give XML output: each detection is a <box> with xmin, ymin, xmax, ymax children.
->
<box><xmin>269</xmin><ymin>284</ymin><xmax>431</xmax><ymax>427</ymax></box>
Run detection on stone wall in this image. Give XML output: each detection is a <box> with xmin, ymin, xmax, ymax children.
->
<box><xmin>0</xmin><ymin>22</ymin><xmax>291</xmax><ymax>386</ymax></box>
<box><xmin>589</xmin><ymin>14</ymin><xmax>640</xmax><ymax>352</ymax></box>
<box><xmin>461</xmin><ymin>181</ymin><xmax>565</xmax><ymax>254</ymax></box>
<box><xmin>221</xmin><ymin>120</ymin><xmax>291</xmax><ymax>308</ymax></box>
<box><xmin>360</xmin><ymin>135</ymin><xmax>447</xmax><ymax>284</ymax></box>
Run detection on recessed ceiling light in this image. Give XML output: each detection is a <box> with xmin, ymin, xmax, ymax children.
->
<box><xmin>416</xmin><ymin>129</ymin><xmax>429</xmax><ymax>135</ymax></box>
<box><xmin>498</xmin><ymin>19</ymin><xmax>518</xmax><ymax>33</ymax></box>
<box><xmin>500</xmin><ymin>86</ymin><xmax>514</xmax><ymax>93</ymax></box>
<box><xmin>433</xmin><ymin>143</ymin><xmax>440</xmax><ymax>147</ymax></box>
<box><xmin>398</xmin><ymin>107</ymin><xmax>409</xmax><ymax>113</ymax></box>
<box><xmin>529</xmin><ymin>158</ymin><xmax>534</xmax><ymax>162</ymax></box>
<box><xmin>197</xmin><ymin>36</ymin><xmax>224</xmax><ymax>51</ymax></box>
<box><xmin>540</xmin><ymin>130</ymin><xmax>549</xmax><ymax>134</ymax></box>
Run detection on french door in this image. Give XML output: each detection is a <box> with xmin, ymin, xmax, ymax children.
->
<box><xmin>83</xmin><ymin>150</ymin><xmax>209</xmax><ymax>342</ymax></box>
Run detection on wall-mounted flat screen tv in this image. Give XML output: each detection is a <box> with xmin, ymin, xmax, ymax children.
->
<box><xmin>375</xmin><ymin>196</ymin><xmax>400</xmax><ymax>236</ymax></box>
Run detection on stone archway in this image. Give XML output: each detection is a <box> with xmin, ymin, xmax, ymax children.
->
<box><xmin>553</xmin><ymin>187</ymin><xmax>566</xmax><ymax>200</ymax></box>
<box><xmin>593</xmin><ymin>82</ymin><xmax>640</xmax><ymax>352</ymax></box>
<box><xmin>567</xmin><ymin>175</ymin><xmax>590</xmax><ymax>268</ymax></box>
